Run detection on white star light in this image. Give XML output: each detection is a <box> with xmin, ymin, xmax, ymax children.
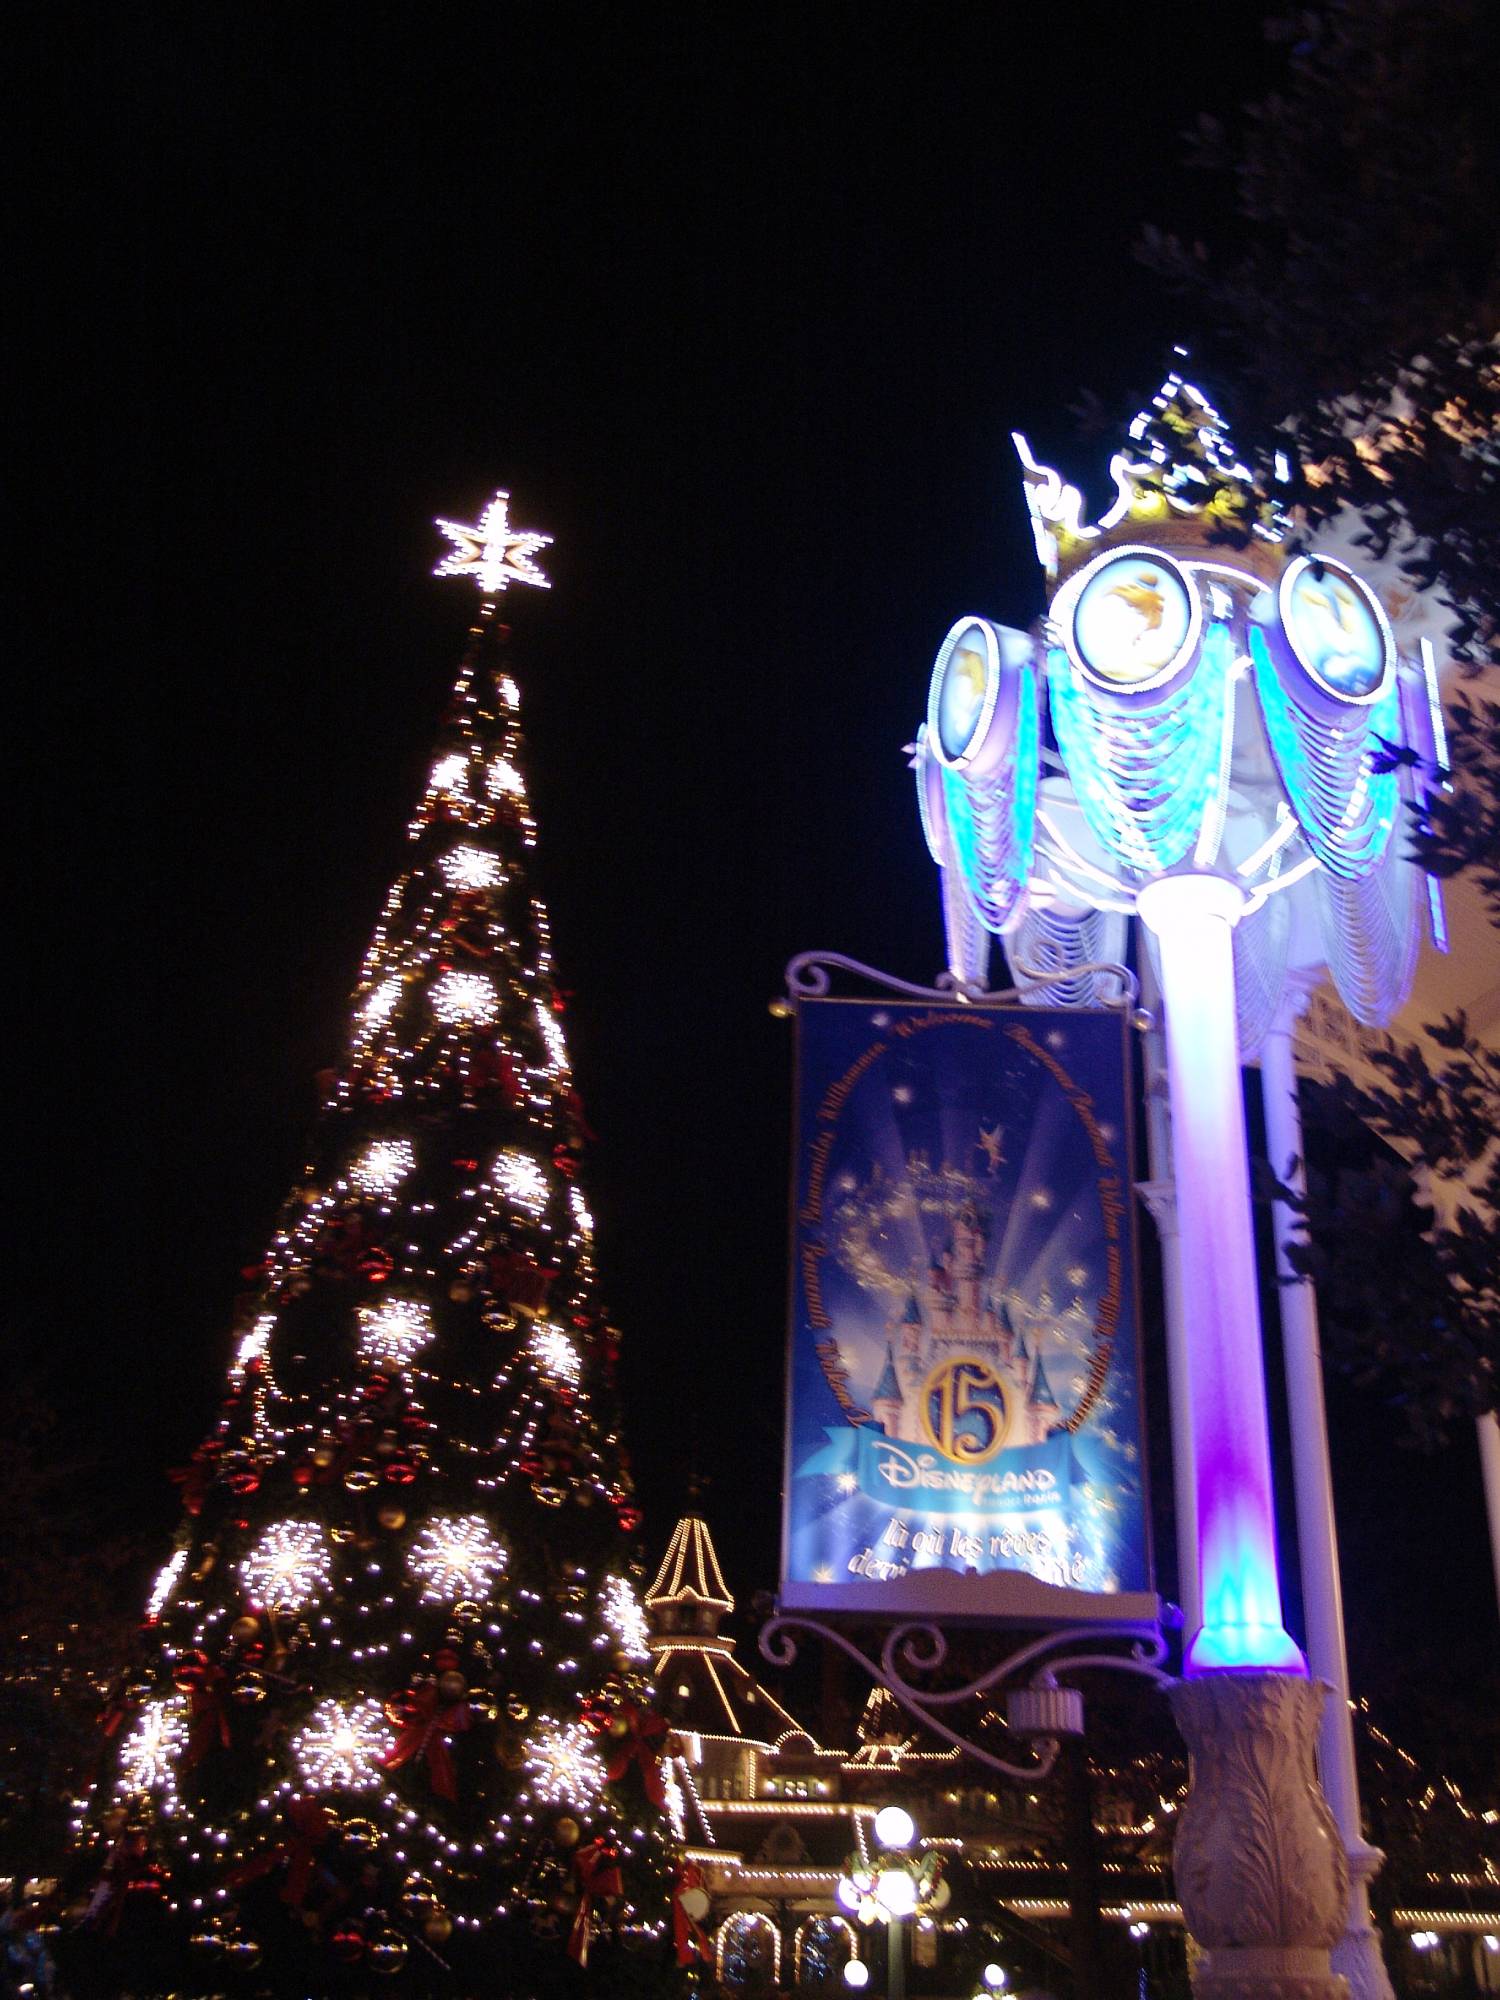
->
<box><xmin>357</xmin><ymin>1296</ymin><xmax>435</xmax><ymax>1367</ymax></box>
<box><xmin>529</xmin><ymin>1321</ymin><xmax>582</xmax><ymax>1390</ymax></box>
<box><xmin>434</xmin><ymin>492</ymin><xmax>552</xmax><ymax>597</ymax></box>
<box><xmin>493</xmin><ymin>1148</ymin><xmax>550</xmax><ymax>1216</ymax></box>
<box><xmin>408</xmin><ymin>1513</ymin><xmax>508</xmax><ymax>1603</ymax></box>
<box><xmin>351</xmin><ymin>1137</ymin><xmax>416</xmax><ymax>1197</ymax></box>
<box><xmin>117</xmin><ymin>1697</ymin><xmax>188</xmax><ymax>1800</ymax></box>
<box><xmin>241</xmin><ymin>1520</ymin><xmax>332</xmax><ymax>1613</ymax></box>
<box><xmin>293</xmin><ymin>1698</ymin><xmax>393</xmax><ymax>1792</ymax></box>
<box><xmin>438</xmin><ymin>844</ymin><xmax>503</xmax><ymax>892</ymax></box>
<box><xmin>430</xmin><ymin>970</ymin><xmax>500</xmax><ymax>1027</ymax></box>
<box><xmin>525</xmin><ymin>1716</ymin><xmax>606</xmax><ymax>1808</ymax></box>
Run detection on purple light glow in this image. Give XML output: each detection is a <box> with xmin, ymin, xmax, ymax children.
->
<box><xmin>1136</xmin><ymin>875</ymin><xmax>1305</xmax><ymax>1677</ymax></box>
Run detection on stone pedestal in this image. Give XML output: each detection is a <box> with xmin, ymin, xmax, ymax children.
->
<box><xmin>1171</xmin><ymin>1675</ymin><xmax>1349</xmax><ymax>2000</ymax></box>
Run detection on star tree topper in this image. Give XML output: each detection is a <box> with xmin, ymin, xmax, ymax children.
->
<box><xmin>434</xmin><ymin>490</ymin><xmax>552</xmax><ymax>596</ymax></box>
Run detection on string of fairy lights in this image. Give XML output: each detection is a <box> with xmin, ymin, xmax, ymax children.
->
<box><xmin>77</xmin><ymin>500</ymin><xmax>675</xmax><ymax>1967</ymax></box>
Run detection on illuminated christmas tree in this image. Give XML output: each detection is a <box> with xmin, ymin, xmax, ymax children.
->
<box><xmin>70</xmin><ymin>497</ymin><xmax>683</xmax><ymax>1997</ymax></box>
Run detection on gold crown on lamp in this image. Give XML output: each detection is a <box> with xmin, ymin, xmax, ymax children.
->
<box><xmin>1013</xmin><ymin>364</ymin><xmax>1290</xmax><ymax>594</ymax></box>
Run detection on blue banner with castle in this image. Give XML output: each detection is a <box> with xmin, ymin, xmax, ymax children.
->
<box><xmin>780</xmin><ymin>1000</ymin><xmax>1153</xmax><ymax>1621</ymax></box>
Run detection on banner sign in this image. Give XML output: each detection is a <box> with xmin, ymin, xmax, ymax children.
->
<box><xmin>780</xmin><ymin>999</ymin><xmax>1154</xmax><ymax>1623</ymax></box>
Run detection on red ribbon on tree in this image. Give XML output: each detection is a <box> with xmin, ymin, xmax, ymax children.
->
<box><xmin>596</xmin><ymin>1699</ymin><xmax>669</xmax><ymax>1807</ymax></box>
<box><xmin>673</xmin><ymin>1859</ymin><xmax>714</xmax><ymax>1967</ymax></box>
<box><xmin>381</xmin><ymin>1680</ymin><xmax>471</xmax><ymax>1800</ymax></box>
<box><xmin>567</xmin><ymin>1838</ymin><xmax>623</xmax><ymax>1967</ymax></box>
<box><xmin>177</xmin><ymin>1656</ymin><xmax>232</xmax><ymax>1769</ymax></box>
<box><xmin>225</xmin><ymin>1795</ymin><xmax>335</xmax><ymax>1908</ymax></box>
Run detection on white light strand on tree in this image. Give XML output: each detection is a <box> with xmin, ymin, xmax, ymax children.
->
<box><xmin>600</xmin><ymin>1574</ymin><xmax>651</xmax><ymax>1661</ymax></box>
<box><xmin>145</xmin><ymin>1549</ymin><xmax>188</xmax><ymax>1622</ymax></box>
<box><xmin>534</xmin><ymin>1000</ymin><xmax>569</xmax><ymax>1074</ymax></box>
<box><xmin>407</xmin><ymin>1513</ymin><xmax>508</xmax><ymax>1603</ymax></box>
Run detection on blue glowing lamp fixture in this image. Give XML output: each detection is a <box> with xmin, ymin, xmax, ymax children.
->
<box><xmin>911</xmin><ymin>367</ymin><xmax>1446</xmax><ymax>1677</ymax></box>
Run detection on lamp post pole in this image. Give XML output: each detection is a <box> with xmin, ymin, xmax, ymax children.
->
<box><xmin>1261</xmin><ymin>985</ymin><xmax>1394</xmax><ymax>2000</ymax></box>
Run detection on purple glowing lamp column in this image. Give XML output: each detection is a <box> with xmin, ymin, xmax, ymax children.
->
<box><xmin>1135</xmin><ymin>874</ymin><xmax>1305</xmax><ymax>1676</ymax></box>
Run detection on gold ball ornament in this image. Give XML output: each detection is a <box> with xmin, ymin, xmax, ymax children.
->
<box><xmin>606</xmin><ymin>1715</ymin><xmax>631</xmax><ymax>1740</ymax></box>
<box><xmin>341</xmin><ymin>1816</ymin><xmax>379</xmax><ymax>1855</ymax></box>
<box><xmin>422</xmin><ymin>1909</ymin><xmax>454</xmax><ymax>1947</ymax></box>
<box><xmin>231</xmin><ymin>1672</ymin><xmax>267</xmax><ymax>1705</ymax></box>
<box><xmin>552</xmin><ymin>1816</ymin><xmax>582</xmax><ymax>1850</ymax></box>
<box><xmin>312</xmin><ymin>1443</ymin><xmax>339</xmax><ymax>1470</ymax></box>
<box><xmin>229</xmin><ymin>1614</ymin><xmax>261</xmax><ymax>1645</ymax></box>
<box><xmin>506</xmin><ymin>1695</ymin><xmax>530</xmax><ymax>1722</ymax></box>
<box><xmin>344</xmin><ymin>1467</ymin><xmax>379</xmax><ymax>1492</ymax></box>
<box><xmin>376</xmin><ymin>1503</ymin><xmax>407</xmax><ymax>1531</ymax></box>
<box><xmin>400</xmin><ymin>1875</ymin><xmax>436</xmax><ymax>1920</ymax></box>
<box><xmin>435</xmin><ymin>1668</ymin><xmax>467</xmax><ymax>1703</ymax></box>
<box><xmin>223</xmin><ymin>1932</ymin><xmax>263</xmax><ymax>1969</ymax></box>
<box><xmin>448</xmin><ymin>1280</ymin><xmax>476</xmax><ymax>1303</ymax></box>
<box><xmin>366</xmin><ymin>1931</ymin><xmax>408</xmax><ymax>1975</ymax></box>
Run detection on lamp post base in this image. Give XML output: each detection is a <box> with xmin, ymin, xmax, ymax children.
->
<box><xmin>1170</xmin><ymin>1675</ymin><xmax>1349</xmax><ymax>2000</ymax></box>
<box><xmin>1329</xmin><ymin>1842</ymin><xmax>1394</xmax><ymax>2000</ymax></box>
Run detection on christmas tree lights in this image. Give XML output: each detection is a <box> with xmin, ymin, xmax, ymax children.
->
<box><xmin>72</xmin><ymin>501</ymin><xmax>676</xmax><ymax>1996</ymax></box>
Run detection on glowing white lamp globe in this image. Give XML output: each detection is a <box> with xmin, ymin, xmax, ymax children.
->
<box><xmin>836</xmin><ymin>1876</ymin><xmax>861</xmax><ymax>1914</ymax></box>
<box><xmin>843</xmin><ymin>1963</ymin><xmax>870</xmax><ymax>1990</ymax></box>
<box><xmin>983</xmin><ymin>1965</ymin><xmax>1007</xmax><ymax>1990</ymax></box>
<box><xmin>876</xmin><ymin>1869</ymin><xmax>918</xmax><ymax>1919</ymax></box>
<box><xmin>873</xmin><ymin>1805</ymin><xmax>916</xmax><ymax>1850</ymax></box>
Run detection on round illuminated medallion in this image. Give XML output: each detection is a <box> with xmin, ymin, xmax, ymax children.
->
<box><xmin>928</xmin><ymin>617</ymin><xmax>1000</xmax><ymax>767</ymax></box>
<box><xmin>1067</xmin><ymin>547</ymin><xmax>1198</xmax><ymax>692</ymax></box>
<box><xmin>1279</xmin><ymin>556</ymin><xmax>1391</xmax><ymax>703</ymax></box>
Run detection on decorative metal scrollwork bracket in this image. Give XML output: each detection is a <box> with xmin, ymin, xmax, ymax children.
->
<box><xmin>758</xmin><ymin>1612</ymin><xmax>1174</xmax><ymax>1780</ymax></box>
<box><xmin>781</xmin><ymin>950</ymin><xmax>1142</xmax><ymax>1015</ymax></box>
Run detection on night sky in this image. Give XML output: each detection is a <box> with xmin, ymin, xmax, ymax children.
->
<box><xmin>21</xmin><ymin>10</ymin><xmax>1497</xmax><ymax>1704</ymax></box>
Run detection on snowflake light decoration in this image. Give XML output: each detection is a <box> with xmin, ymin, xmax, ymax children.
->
<box><xmin>357</xmin><ymin>1297</ymin><xmax>434</xmax><ymax>1368</ymax></box>
<box><xmin>292</xmin><ymin>1698</ymin><xmax>393</xmax><ymax>1791</ymax></box>
<box><xmin>525</xmin><ymin>1716</ymin><xmax>606</xmax><ymax>1808</ymax></box>
<box><xmin>144</xmin><ymin>1549</ymin><xmax>188</xmax><ymax>1622</ymax></box>
<box><xmin>408</xmin><ymin>1512</ymin><xmax>508</xmax><ymax>1603</ymax></box>
<box><xmin>438</xmin><ymin>843</ymin><xmax>504</xmax><ymax>892</ymax></box>
<box><xmin>351</xmin><ymin>1137</ymin><xmax>416</xmax><ymax>1198</ymax></box>
<box><xmin>534</xmin><ymin>998</ymin><xmax>569</xmax><ymax>1073</ymax></box>
<box><xmin>359</xmin><ymin>977</ymin><xmax>404</xmax><ymax>1029</ymax></box>
<box><xmin>493</xmin><ymin>1148</ymin><xmax>549</xmax><ymax>1216</ymax></box>
<box><xmin>486</xmin><ymin>755</ymin><xmax>525</xmax><ymax>799</ymax></box>
<box><xmin>529</xmin><ymin>1321</ymin><xmax>582</xmax><ymax>1390</ymax></box>
<box><xmin>429</xmin><ymin>752</ymin><xmax>470</xmax><ymax>796</ymax></box>
<box><xmin>231</xmin><ymin>1313</ymin><xmax>275</xmax><ymax>1381</ymax></box>
<box><xmin>430</xmin><ymin>970</ymin><xmax>499</xmax><ymax>1027</ymax></box>
<box><xmin>117</xmin><ymin>1697</ymin><xmax>188</xmax><ymax>1800</ymax></box>
<box><xmin>601</xmin><ymin>1575</ymin><xmax>651</xmax><ymax>1661</ymax></box>
<box><xmin>241</xmin><ymin>1519</ymin><xmax>332</xmax><ymax>1612</ymax></box>
<box><xmin>434</xmin><ymin>492</ymin><xmax>552</xmax><ymax>597</ymax></box>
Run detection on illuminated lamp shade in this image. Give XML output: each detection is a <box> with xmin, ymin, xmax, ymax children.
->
<box><xmin>836</xmin><ymin>1877</ymin><xmax>862</xmax><ymax>1914</ymax></box>
<box><xmin>1276</xmin><ymin>554</ymin><xmax>1393</xmax><ymax>707</ymax></box>
<box><xmin>875</xmin><ymin>1870</ymin><xmax>918</xmax><ymax>1919</ymax></box>
<box><xmin>983</xmin><ymin>1965</ymin><xmax>1008</xmax><ymax>1989</ymax></box>
<box><xmin>926</xmin><ymin>616</ymin><xmax>1030</xmax><ymax>777</ymax></box>
<box><xmin>843</xmin><ymin>1962</ymin><xmax>870</xmax><ymax>1989</ymax></box>
<box><xmin>873</xmin><ymin>1805</ymin><xmax>916</xmax><ymax>1850</ymax></box>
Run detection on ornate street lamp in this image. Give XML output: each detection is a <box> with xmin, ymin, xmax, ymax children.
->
<box><xmin>911</xmin><ymin>364</ymin><xmax>1445</xmax><ymax>2000</ymax></box>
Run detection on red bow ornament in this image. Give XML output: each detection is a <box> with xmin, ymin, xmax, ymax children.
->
<box><xmin>567</xmin><ymin>1838</ymin><xmax>623</xmax><ymax>1966</ymax></box>
<box><xmin>225</xmin><ymin>1795</ymin><xmax>335</xmax><ymax>1908</ymax></box>
<box><xmin>381</xmin><ymin>1680</ymin><xmax>471</xmax><ymax>1801</ymax></box>
<box><xmin>596</xmin><ymin>1699</ymin><xmax>669</xmax><ymax>1808</ymax></box>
